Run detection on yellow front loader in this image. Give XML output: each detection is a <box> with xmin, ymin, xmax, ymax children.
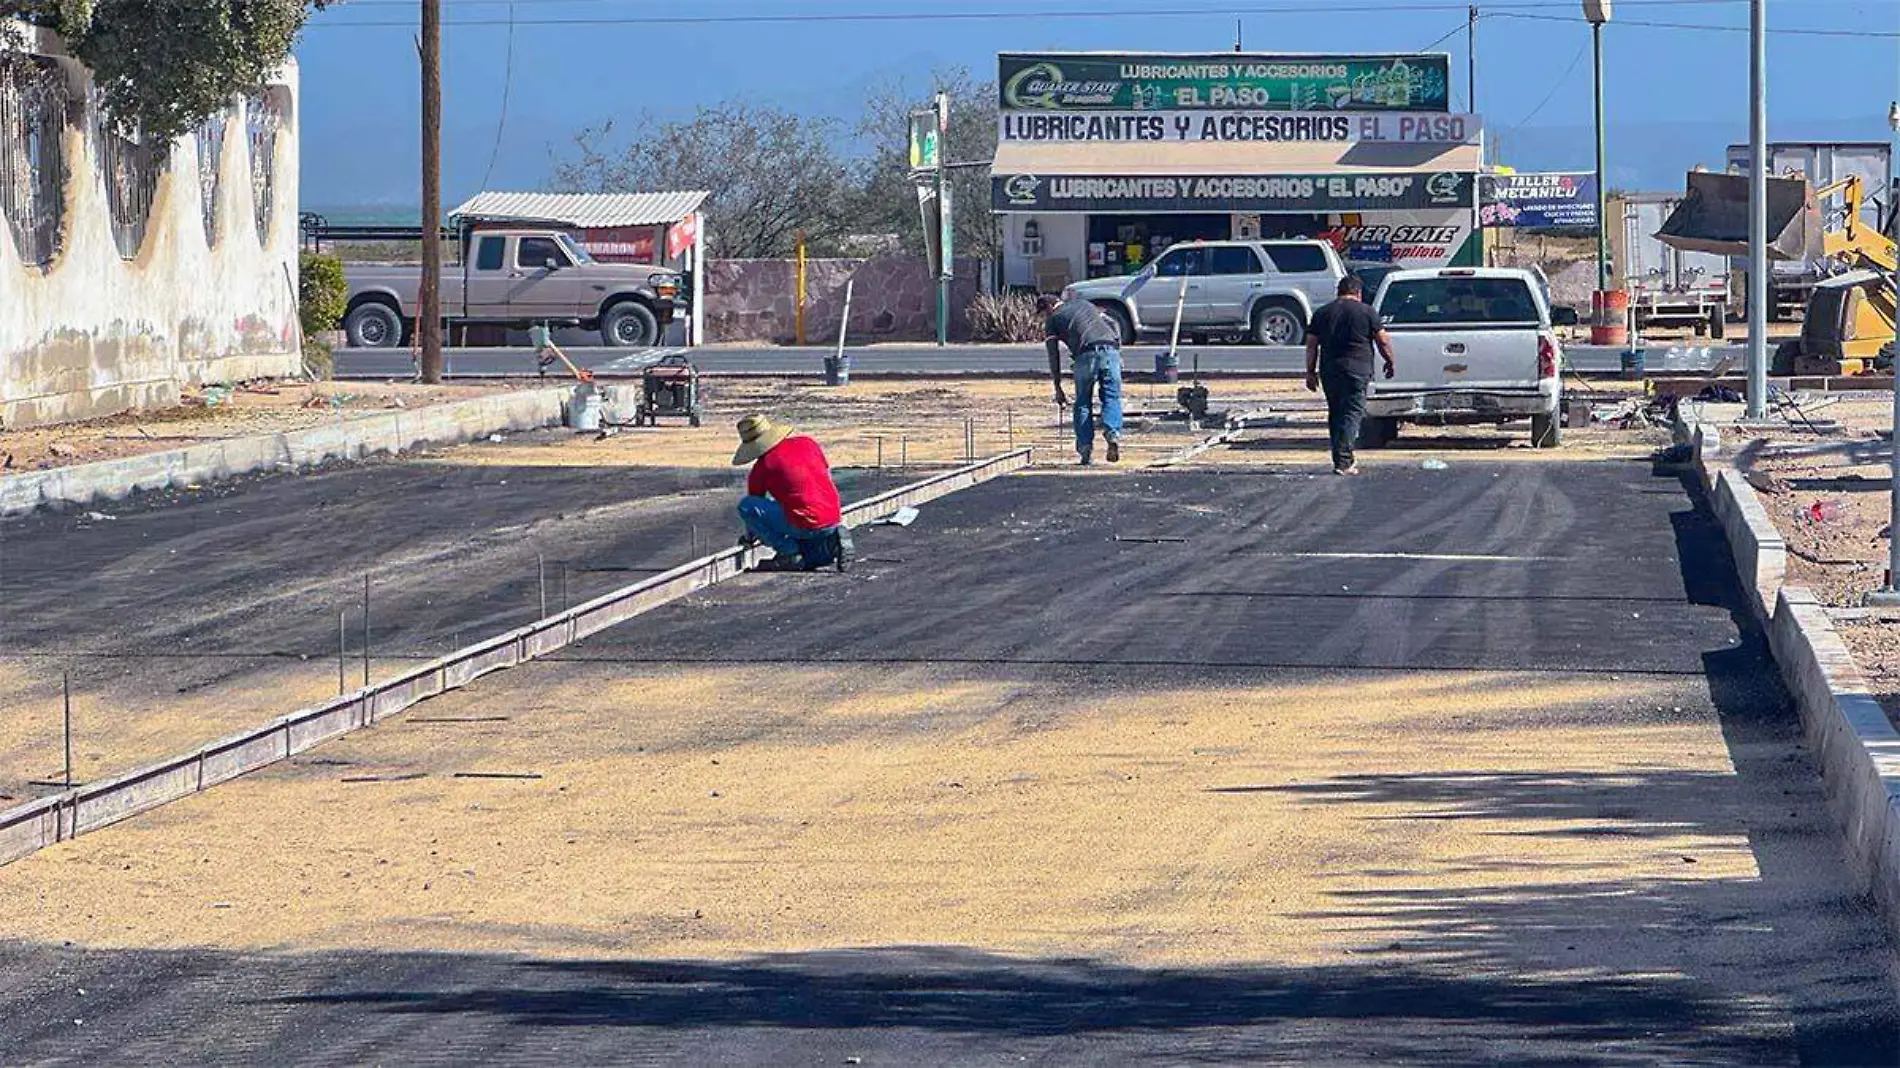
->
<box><xmin>1656</xmin><ymin>171</ymin><xmax>1896</xmax><ymax>375</ymax></box>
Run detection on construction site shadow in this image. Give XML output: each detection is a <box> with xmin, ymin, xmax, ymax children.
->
<box><xmin>1215</xmin><ymin>463</ymin><xmax>1900</xmax><ymax>1062</ymax></box>
<box><xmin>239</xmin><ymin>942</ymin><xmax>1880</xmax><ymax>1061</ymax></box>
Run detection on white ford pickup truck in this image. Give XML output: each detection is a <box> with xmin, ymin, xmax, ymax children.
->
<box><xmin>1363</xmin><ymin>267</ymin><xmax>1566</xmax><ymax>449</ymax></box>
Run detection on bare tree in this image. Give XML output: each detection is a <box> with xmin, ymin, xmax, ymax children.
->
<box><xmin>856</xmin><ymin>67</ymin><xmax>999</xmax><ymax>264</ymax></box>
<box><xmin>551</xmin><ymin>103</ymin><xmax>857</xmax><ymax>258</ymax></box>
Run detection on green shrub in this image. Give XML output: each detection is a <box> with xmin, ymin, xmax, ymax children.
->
<box><xmin>298</xmin><ymin>251</ymin><xmax>347</xmax><ymax>379</ymax></box>
<box><xmin>299</xmin><ymin>250</ymin><xmax>348</xmax><ymax>336</ymax></box>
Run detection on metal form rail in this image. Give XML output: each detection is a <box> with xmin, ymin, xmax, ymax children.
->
<box><xmin>0</xmin><ymin>449</ymin><xmax>1033</xmax><ymax>867</ymax></box>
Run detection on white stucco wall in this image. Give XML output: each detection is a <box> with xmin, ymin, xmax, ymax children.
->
<box><xmin>0</xmin><ymin>28</ymin><xmax>301</xmax><ymax>428</ymax></box>
<box><xmin>1001</xmin><ymin>212</ymin><xmax>1087</xmax><ymax>291</ymax></box>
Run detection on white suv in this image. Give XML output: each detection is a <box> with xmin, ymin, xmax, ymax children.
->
<box><xmin>1062</xmin><ymin>240</ymin><xmax>1345</xmax><ymax>346</ymax></box>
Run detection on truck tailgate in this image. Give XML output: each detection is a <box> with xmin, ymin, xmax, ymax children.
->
<box><xmin>1376</xmin><ymin>324</ymin><xmax>1544</xmax><ymax>394</ymax></box>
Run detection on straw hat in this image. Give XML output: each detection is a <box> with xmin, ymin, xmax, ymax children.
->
<box><xmin>732</xmin><ymin>413</ymin><xmax>793</xmax><ymax>465</ymax></box>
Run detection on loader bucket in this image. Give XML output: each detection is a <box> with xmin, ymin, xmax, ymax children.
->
<box><xmin>1654</xmin><ymin>171</ymin><xmax>1820</xmax><ymax>262</ymax></box>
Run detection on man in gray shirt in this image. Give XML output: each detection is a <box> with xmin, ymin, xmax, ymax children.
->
<box><xmin>1037</xmin><ymin>293</ymin><xmax>1124</xmax><ymax>465</ymax></box>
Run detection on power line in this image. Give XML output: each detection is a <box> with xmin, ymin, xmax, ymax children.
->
<box><xmin>477</xmin><ymin>0</ymin><xmax>515</xmax><ymax>190</ymax></box>
<box><xmin>305</xmin><ymin>0</ymin><xmax>1876</xmax><ymax>28</ymax></box>
<box><xmin>1506</xmin><ymin>38</ymin><xmax>1589</xmax><ymax>130</ymax></box>
<box><xmin>1417</xmin><ymin>19</ymin><xmax>1471</xmax><ymax>52</ymax></box>
<box><xmin>1491</xmin><ymin>10</ymin><xmax>1900</xmax><ymax>37</ymax></box>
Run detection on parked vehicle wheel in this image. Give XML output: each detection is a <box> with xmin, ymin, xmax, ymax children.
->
<box><xmin>1356</xmin><ymin>417</ymin><xmax>1399</xmax><ymax>450</ymax></box>
<box><xmin>1095</xmin><ymin>302</ymin><xmax>1135</xmax><ymax>345</ymax></box>
<box><xmin>344</xmin><ymin>302</ymin><xmax>403</xmax><ymax>349</ymax></box>
<box><xmin>1770</xmin><ymin>339</ymin><xmax>1801</xmax><ymax>376</ymax></box>
<box><xmin>1708</xmin><ymin>307</ymin><xmax>1726</xmax><ymax>340</ymax></box>
<box><xmin>1530</xmin><ymin>412</ymin><xmax>1562</xmax><ymax>449</ymax></box>
<box><xmin>1251</xmin><ymin>300</ymin><xmax>1306</xmax><ymax>346</ymax></box>
<box><xmin>601</xmin><ymin>302</ymin><xmax>659</xmax><ymax>347</ymax></box>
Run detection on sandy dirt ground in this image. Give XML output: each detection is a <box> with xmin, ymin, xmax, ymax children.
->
<box><xmin>0</xmin><ymin>662</ymin><xmax>1770</xmax><ymax>965</ymax></box>
<box><xmin>0</xmin><ymin>381</ymin><xmax>519</xmax><ymax>473</ymax></box>
<box><xmin>1726</xmin><ymin>394</ymin><xmax>1900</xmax><ymax>720</ymax></box>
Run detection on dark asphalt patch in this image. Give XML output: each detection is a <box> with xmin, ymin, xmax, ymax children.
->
<box><xmin>573</xmin><ymin>463</ymin><xmax>1759</xmax><ymax>677</ymax></box>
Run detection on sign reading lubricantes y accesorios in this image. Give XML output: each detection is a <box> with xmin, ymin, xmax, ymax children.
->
<box><xmin>998</xmin><ymin>110</ymin><xmax>1479</xmax><ymax>144</ymax></box>
<box><xmin>993</xmin><ymin>171</ymin><xmax>1475</xmax><ymax>213</ymax></box>
<box><xmin>998</xmin><ymin>53</ymin><xmax>1452</xmax><ymax>113</ymax></box>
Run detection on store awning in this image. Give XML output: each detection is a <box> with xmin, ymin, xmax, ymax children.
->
<box><xmin>992</xmin><ymin>140</ymin><xmax>1480</xmax><ymax>177</ymax></box>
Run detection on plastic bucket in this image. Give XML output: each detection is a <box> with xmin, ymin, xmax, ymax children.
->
<box><xmin>568</xmin><ymin>383</ymin><xmax>602</xmax><ymax>430</ymax></box>
<box><xmin>1154</xmin><ymin>351</ymin><xmax>1180</xmax><ymax>382</ymax></box>
<box><xmin>823</xmin><ymin>356</ymin><xmax>850</xmax><ymax>387</ymax></box>
<box><xmin>1591</xmin><ymin>289</ymin><xmax>1630</xmax><ymax>346</ymax></box>
<box><xmin>1619</xmin><ymin>348</ymin><xmax>1646</xmax><ymax>380</ymax></box>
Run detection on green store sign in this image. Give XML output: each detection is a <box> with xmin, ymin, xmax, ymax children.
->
<box><xmin>998</xmin><ymin>53</ymin><xmax>1451</xmax><ymax>113</ymax></box>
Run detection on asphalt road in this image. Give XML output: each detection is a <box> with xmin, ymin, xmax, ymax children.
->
<box><xmin>334</xmin><ymin>341</ymin><xmax>1733</xmax><ymax>379</ymax></box>
<box><xmin>1</xmin><ymin>462</ymin><xmax>1892</xmax><ymax>1063</ymax></box>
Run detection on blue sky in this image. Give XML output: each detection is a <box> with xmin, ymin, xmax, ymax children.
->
<box><xmin>294</xmin><ymin>0</ymin><xmax>1900</xmax><ymax>214</ymax></box>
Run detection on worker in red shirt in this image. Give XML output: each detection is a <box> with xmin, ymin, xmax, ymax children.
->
<box><xmin>733</xmin><ymin>413</ymin><xmax>851</xmax><ymax>571</ymax></box>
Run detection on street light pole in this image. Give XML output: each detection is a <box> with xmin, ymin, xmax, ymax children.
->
<box><xmin>1873</xmin><ymin>100</ymin><xmax>1900</xmax><ymax>605</ymax></box>
<box><xmin>1745</xmin><ymin>0</ymin><xmax>1768</xmax><ymax>419</ymax></box>
<box><xmin>1584</xmin><ymin>1</ymin><xmax>1611</xmax><ymax>294</ymax></box>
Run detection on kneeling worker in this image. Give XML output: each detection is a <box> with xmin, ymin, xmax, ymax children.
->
<box><xmin>734</xmin><ymin>413</ymin><xmax>851</xmax><ymax>571</ymax></box>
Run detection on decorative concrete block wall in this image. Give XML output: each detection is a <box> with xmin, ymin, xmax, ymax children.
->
<box><xmin>0</xmin><ymin>23</ymin><xmax>302</xmax><ymax>428</ymax></box>
<box><xmin>705</xmin><ymin>254</ymin><xmax>980</xmax><ymax>344</ymax></box>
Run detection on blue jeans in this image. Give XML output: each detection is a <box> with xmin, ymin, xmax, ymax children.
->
<box><xmin>738</xmin><ymin>496</ymin><xmax>845</xmax><ymax>567</ymax></box>
<box><xmin>1073</xmin><ymin>346</ymin><xmax>1124</xmax><ymax>457</ymax></box>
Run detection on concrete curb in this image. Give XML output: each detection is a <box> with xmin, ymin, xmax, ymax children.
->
<box><xmin>1685</xmin><ymin>406</ymin><xmax>1900</xmax><ymax>942</ymax></box>
<box><xmin>0</xmin><ymin>387</ymin><xmax>572</xmax><ymax>518</ymax></box>
<box><xmin>0</xmin><ymin>448</ymin><xmax>1034</xmax><ymax>867</ymax></box>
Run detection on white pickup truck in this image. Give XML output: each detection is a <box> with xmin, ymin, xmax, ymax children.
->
<box><xmin>1363</xmin><ymin>267</ymin><xmax>1565</xmax><ymax>449</ymax></box>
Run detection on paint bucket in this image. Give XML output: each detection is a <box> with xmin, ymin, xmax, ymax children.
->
<box><xmin>823</xmin><ymin>355</ymin><xmax>850</xmax><ymax>387</ymax></box>
<box><xmin>1619</xmin><ymin>348</ymin><xmax>1646</xmax><ymax>381</ymax></box>
<box><xmin>1154</xmin><ymin>351</ymin><xmax>1180</xmax><ymax>382</ymax></box>
<box><xmin>568</xmin><ymin>383</ymin><xmax>602</xmax><ymax>431</ymax></box>
<box><xmin>1590</xmin><ymin>289</ymin><xmax>1630</xmax><ymax>346</ymax></box>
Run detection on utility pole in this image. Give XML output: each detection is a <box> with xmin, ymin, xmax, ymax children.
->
<box><xmin>418</xmin><ymin>0</ymin><xmax>445</xmax><ymax>383</ymax></box>
<box><xmin>1744</xmin><ymin>0</ymin><xmax>1768</xmax><ymax>419</ymax></box>
<box><xmin>934</xmin><ymin>90</ymin><xmax>950</xmax><ymax>348</ymax></box>
<box><xmin>1467</xmin><ymin>6</ymin><xmax>1477</xmax><ymax>116</ymax></box>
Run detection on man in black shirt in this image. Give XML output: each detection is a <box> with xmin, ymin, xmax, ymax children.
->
<box><xmin>1038</xmin><ymin>293</ymin><xmax>1125</xmax><ymax>465</ymax></box>
<box><xmin>1305</xmin><ymin>274</ymin><xmax>1396</xmax><ymax>475</ymax></box>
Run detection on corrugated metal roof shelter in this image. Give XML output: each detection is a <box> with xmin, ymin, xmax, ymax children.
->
<box><xmin>447</xmin><ymin>190</ymin><xmax>711</xmax><ymax>345</ymax></box>
<box><xmin>448</xmin><ymin>191</ymin><xmax>709</xmax><ymax>230</ymax></box>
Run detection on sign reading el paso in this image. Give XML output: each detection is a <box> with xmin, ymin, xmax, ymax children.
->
<box><xmin>999</xmin><ymin>53</ymin><xmax>1452</xmax><ymax>113</ymax></box>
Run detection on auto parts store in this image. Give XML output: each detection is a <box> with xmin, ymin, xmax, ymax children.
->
<box><xmin>990</xmin><ymin>52</ymin><xmax>1484</xmax><ymax>293</ymax></box>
